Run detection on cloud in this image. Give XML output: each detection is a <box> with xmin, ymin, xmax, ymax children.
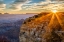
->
<box><xmin>14</xmin><ymin>0</ymin><xmax>30</xmax><ymax>4</ymax></box>
<box><xmin>9</xmin><ymin>0</ymin><xmax>31</xmax><ymax>11</ymax></box>
<box><xmin>46</xmin><ymin>0</ymin><xmax>64</xmax><ymax>1</ymax></box>
<box><xmin>0</xmin><ymin>0</ymin><xmax>6</xmax><ymax>10</ymax></box>
<box><xmin>9</xmin><ymin>4</ymin><xmax>23</xmax><ymax>11</ymax></box>
<box><xmin>51</xmin><ymin>0</ymin><xmax>64</xmax><ymax>1</ymax></box>
<box><xmin>8</xmin><ymin>0</ymin><xmax>64</xmax><ymax>11</ymax></box>
<box><xmin>22</xmin><ymin>0</ymin><xmax>64</xmax><ymax>12</ymax></box>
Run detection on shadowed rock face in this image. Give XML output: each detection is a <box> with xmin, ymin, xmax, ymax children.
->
<box><xmin>0</xmin><ymin>36</ymin><xmax>10</xmax><ymax>42</ymax></box>
<box><xmin>19</xmin><ymin>12</ymin><xmax>64</xmax><ymax>42</ymax></box>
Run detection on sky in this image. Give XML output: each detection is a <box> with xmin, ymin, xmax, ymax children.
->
<box><xmin>0</xmin><ymin>0</ymin><xmax>64</xmax><ymax>14</ymax></box>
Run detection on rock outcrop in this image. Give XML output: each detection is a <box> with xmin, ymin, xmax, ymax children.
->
<box><xmin>19</xmin><ymin>12</ymin><xmax>64</xmax><ymax>42</ymax></box>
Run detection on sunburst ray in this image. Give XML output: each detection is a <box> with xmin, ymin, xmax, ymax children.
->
<box><xmin>55</xmin><ymin>14</ymin><xmax>64</xmax><ymax>30</ymax></box>
<box><xmin>46</xmin><ymin>14</ymin><xmax>55</xmax><ymax>32</ymax></box>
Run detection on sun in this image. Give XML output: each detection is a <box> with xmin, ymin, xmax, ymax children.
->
<box><xmin>52</xmin><ymin>10</ymin><xmax>57</xmax><ymax>13</ymax></box>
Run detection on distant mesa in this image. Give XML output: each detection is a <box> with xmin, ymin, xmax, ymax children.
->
<box><xmin>4</xmin><ymin>13</ymin><xmax>9</xmax><ymax>14</ymax></box>
<box><xmin>0</xmin><ymin>13</ymin><xmax>9</xmax><ymax>14</ymax></box>
<box><xmin>26</xmin><ymin>13</ymin><xmax>38</xmax><ymax>14</ymax></box>
<box><xmin>0</xmin><ymin>13</ymin><xmax>2</xmax><ymax>14</ymax></box>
